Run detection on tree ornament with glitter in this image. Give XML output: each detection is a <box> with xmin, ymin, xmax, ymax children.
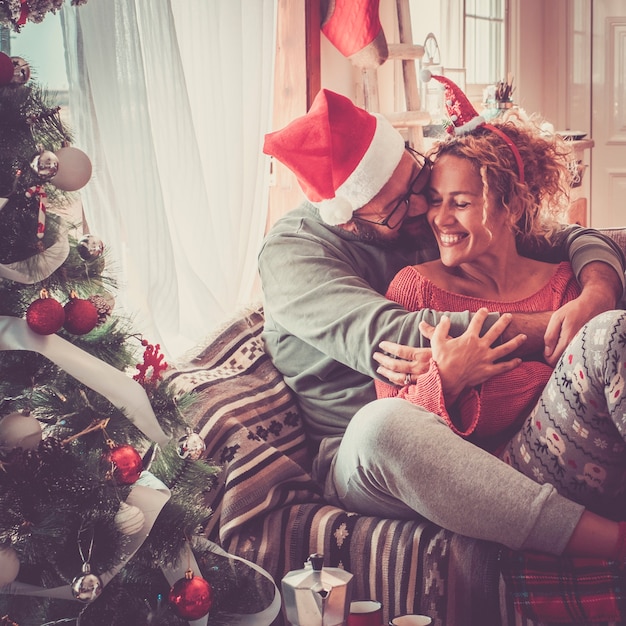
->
<box><xmin>133</xmin><ymin>339</ymin><xmax>168</xmax><ymax>388</ymax></box>
<box><xmin>26</xmin><ymin>288</ymin><xmax>65</xmax><ymax>335</ymax></box>
<box><xmin>63</xmin><ymin>290</ymin><xmax>99</xmax><ymax>335</ymax></box>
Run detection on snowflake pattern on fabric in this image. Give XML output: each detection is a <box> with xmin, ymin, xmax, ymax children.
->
<box><xmin>501</xmin><ymin>311</ymin><xmax>626</xmax><ymax>519</ymax></box>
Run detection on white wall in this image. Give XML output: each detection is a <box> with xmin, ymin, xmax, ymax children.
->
<box><xmin>512</xmin><ymin>0</ymin><xmax>592</xmax><ymax>133</ymax></box>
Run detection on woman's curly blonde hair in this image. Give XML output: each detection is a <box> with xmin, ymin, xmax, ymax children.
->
<box><xmin>427</xmin><ymin>110</ymin><xmax>574</xmax><ymax>245</ymax></box>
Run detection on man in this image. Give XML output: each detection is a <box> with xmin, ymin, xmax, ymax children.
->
<box><xmin>259</xmin><ymin>88</ymin><xmax>626</xmax><ymax>557</ymax></box>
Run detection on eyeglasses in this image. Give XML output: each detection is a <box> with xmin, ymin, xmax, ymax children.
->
<box><xmin>352</xmin><ymin>148</ymin><xmax>432</xmax><ymax>229</ymax></box>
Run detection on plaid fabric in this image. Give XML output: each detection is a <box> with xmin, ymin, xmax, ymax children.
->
<box><xmin>500</xmin><ymin>550</ymin><xmax>626</xmax><ymax>625</ymax></box>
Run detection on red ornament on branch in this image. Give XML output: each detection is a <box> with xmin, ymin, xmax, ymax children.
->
<box><xmin>103</xmin><ymin>441</ymin><xmax>143</xmax><ymax>485</ymax></box>
<box><xmin>26</xmin><ymin>289</ymin><xmax>65</xmax><ymax>335</ymax></box>
<box><xmin>0</xmin><ymin>52</ymin><xmax>13</xmax><ymax>85</ymax></box>
<box><xmin>133</xmin><ymin>340</ymin><xmax>168</xmax><ymax>387</ymax></box>
<box><xmin>63</xmin><ymin>291</ymin><xmax>98</xmax><ymax>335</ymax></box>
<box><xmin>168</xmin><ymin>569</ymin><xmax>213</xmax><ymax>620</ymax></box>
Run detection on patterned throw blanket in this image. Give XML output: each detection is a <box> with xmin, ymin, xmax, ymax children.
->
<box><xmin>166</xmin><ymin>305</ymin><xmax>626</xmax><ymax>626</ymax></box>
<box><xmin>501</xmin><ymin>550</ymin><xmax>626</xmax><ymax>625</ymax></box>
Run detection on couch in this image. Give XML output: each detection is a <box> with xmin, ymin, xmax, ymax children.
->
<box><xmin>166</xmin><ymin>227</ymin><xmax>626</xmax><ymax>626</ymax></box>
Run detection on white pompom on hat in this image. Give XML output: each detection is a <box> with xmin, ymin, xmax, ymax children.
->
<box><xmin>263</xmin><ymin>89</ymin><xmax>405</xmax><ymax>225</ymax></box>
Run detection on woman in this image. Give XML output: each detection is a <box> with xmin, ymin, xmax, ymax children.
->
<box><xmin>374</xmin><ymin>108</ymin><xmax>626</xmax><ymax>554</ymax></box>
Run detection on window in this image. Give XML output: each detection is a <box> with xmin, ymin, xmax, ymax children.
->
<box><xmin>409</xmin><ymin>0</ymin><xmax>507</xmax><ymax>109</ymax></box>
<box><xmin>464</xmin><ymin>0</ymin><xmax>506</xmax><ymax>100</ymax></box>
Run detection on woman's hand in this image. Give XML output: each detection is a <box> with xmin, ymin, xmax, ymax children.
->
<box><xmin>374</xmin><ymin>308</ymin><xmax>527</xmax><ymax>401</ymax></box>
<box><xmin>420</xmin><ymin>309</ymin><xmax>526</xmax><ymax>403</ymax></box>
<box><xmin>373</xmin><ymin>343</ymin><xmax>432</xmax><ymax>386</ymax></box>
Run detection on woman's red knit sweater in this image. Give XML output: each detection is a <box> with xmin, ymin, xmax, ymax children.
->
<box><xmin>375</xmin><ymin>262</ymin><xmax>581</xmax><ymax>453</ymax></box>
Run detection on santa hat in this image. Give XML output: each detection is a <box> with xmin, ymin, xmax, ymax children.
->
<box><xmin>421</xmin><ymin>70</ymin><xmax>525</xmax><ymax>183</ymax></box>
<box><xmin>263</xmin><ymin>89</ymin><xmax>405</xmax><ymax>225</ymax></box>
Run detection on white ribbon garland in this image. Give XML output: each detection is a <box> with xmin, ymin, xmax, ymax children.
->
<box><xmin>0</xmin><ymin>316</ymin><xmax>281</xmax><ymax>624</ymax></box>
<box><xmin>0</xmin><ymin>233</ymin><xmax>70</xmax><ymax>284</ymax></box>
<box><xmin>0</xmin><ymin>472</ymin><xmax>170</xmax><ymax>600</ymax></box>
<box><xmin>0</xmin><ymin>316</ymin><xmax>170</xmax><ymax>445</ymax></box>
<box><xmin>1</xmin><ymin>472</ymin><xmax>280</xmax><ymax>625</ymax></box>
<box><xmin>162</xmin><ymin>540</ymin><xmax>281</xmax><ymax>626</ymax></box>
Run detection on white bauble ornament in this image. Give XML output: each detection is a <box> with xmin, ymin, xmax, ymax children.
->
<box><xmin>50</xmin><ymin>146</ymin><xmax>92</xmax><ymax>191</ymax></box>
<box><xmin>114</xmin><ymin>501</ymin><xmax>145</xmax><ymax>536</ymax></box>
<box><xmin>0</xmin><ymin>544</ymin><xmax>20</xmax><ymax>585</ymax></box>
<box><xmin>0</xmin><ymin>412</ymin><xmax>42</xmax><ymax>450</ymax></box>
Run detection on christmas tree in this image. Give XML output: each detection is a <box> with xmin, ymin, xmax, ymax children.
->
<box><xmin>0</xmin><ymin>37</ymin><xmax>277</xmax><ymax>626</ymax></box>
<box><xmin>0</xmin><ymin>0</ymin><xmax>88</xmax><ymax>32</ymax></box>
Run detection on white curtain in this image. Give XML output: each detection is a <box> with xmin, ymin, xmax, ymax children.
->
<box><xmin>60</xmin><ymin>0</ymin><xmax>275</xmax><ymax>358</ymax></box>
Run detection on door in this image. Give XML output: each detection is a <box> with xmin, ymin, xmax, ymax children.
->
<box><xmin>591</xmin><ymin>0</ymin><xmax>626</xmax><ymax>227</ymax></box>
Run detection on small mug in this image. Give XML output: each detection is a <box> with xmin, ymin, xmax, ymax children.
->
<box><xmin>347</xmin><ymin>600</ymin><xmax>384</xmax><ymax>626</ymax></box>
<box><xmin>389</xmin><ymin>615</ymin><xmax>432</xmax><ymax>626</ymax></box>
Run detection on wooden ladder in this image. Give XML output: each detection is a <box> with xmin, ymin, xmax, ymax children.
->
<box><xmin>353</xmin><ymin>0</ymin><xmax>430</xmax><ymax>151</ymax></box>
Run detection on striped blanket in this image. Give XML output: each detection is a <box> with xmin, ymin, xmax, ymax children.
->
<box><xmin>166</xmin><ymin>305</ymin><xmax>626</xmax><ymax>626</ymax></box>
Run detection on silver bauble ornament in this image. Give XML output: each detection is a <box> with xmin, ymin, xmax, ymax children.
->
<box><xmin>77</xmin><ymin>234</ymin><xmax>104</xmax><ymax>261</ymax></box>
<box><xmin>71</xmin><ymin>562</ymin><xmax>103</xmax><ymax>603</ymax></box>
<box><xmin>11</xmin><ymin>56</ymin><xmax>30</xmax><ymax>85</ymax></box>
<box><xmin>30</xmin><ymin>150</ymin><xmax>59</xmax><ymax>181</ymax></box>
<box><xmin>114</xmin><ymin>501</ymin><xmax>145</xmax><ymax>536</ymax></box>
<box><xmin>0</xmin><ymin>412</ymin><xmax>42</xmax><ymax>451</ymax></box>
<box><xmin>0</xmin><ymin>544</ymin><xmax>20</xmax><ymax>585</ymax></box>
<box><xmin>176</xmin><ymin>429</ymin><xmax>206</xmax><ymax>460</ymax></box>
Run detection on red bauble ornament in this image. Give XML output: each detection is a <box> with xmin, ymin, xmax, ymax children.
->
<box><xmin>26</xmin><ymin>290</ymin><xmax>65</xmax><ymax>335</ymax></box>
<box><xmin>63</xmin><ymin>292</ymin><xmax>99</xmax><ymax>335</ymax></box>
<box><xmin>104</xmin><ymin>443</ymin><xmax>143</xmax><ymax>484</ymax></box>
<box><xmin>168</xmin><ymin>570</ymin><xmax>213</xmax><ymax>620</ymax></box>
<box><xmin>0</xmin><ymin>52</ymin><xmax>13</xmax><ymax>86</ymax></box>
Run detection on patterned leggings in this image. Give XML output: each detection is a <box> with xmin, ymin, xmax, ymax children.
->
<box><xmin>500</xmin><ymin>310</ymin><xmax>626</xmax><ymax>520</ymax></box>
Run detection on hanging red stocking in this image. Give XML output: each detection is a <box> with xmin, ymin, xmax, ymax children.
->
<box><xmin>321</xmin><ymin>0</ymin><xmax>388</xmax><ymax>68</ymax></box>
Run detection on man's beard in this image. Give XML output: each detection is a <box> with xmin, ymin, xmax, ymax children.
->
<box><xmin>396</xmin><ymin>215</ymin><xmax>432</xmax><ymax>250</ymax></box>
<box><xmin>352</xmin><ymin>215</ymin><xmax>432</xmax><ymax>250</ymax></box>
<box><xmin>351</xmin><ymin>221</ymin><xmax>400</xmax><ymax>248</ymax></box>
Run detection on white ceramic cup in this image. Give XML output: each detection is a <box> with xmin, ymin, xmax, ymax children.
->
<box><xmin>347</xmin><ymin>600</ymin><xmax>384</xmax><ymax>626</ymax></box>
<box><xmin>388</xmin><ymin>615</ymin><xmax>432</xmax><ymax>626</ymax></box>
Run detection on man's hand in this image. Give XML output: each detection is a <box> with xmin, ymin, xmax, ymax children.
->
<box><xmin>375</xmin><ymin>308</ymin><xmax>527</xmax><ymax>403</ymax></box>
<box><xmin>544</xmin><ymin>262</ymin><xmax>622</xmax><ymax>365</ymax></box>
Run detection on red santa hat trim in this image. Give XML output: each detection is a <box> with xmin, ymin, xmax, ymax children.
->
<box><xmin>263</xmin><ymin>89</ymin><xmax>405</xmax><ymax>225</ymax></box>
<box><xmin>421</xmin><ymin>70</ymin><xmax>525</xmax><ymax>183</ymax></box>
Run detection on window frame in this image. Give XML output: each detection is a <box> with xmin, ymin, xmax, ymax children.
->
<box><xmin>463</xmin><ymin>0</ymin><xmax>509</xmax><ymax>103</ymax></box>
